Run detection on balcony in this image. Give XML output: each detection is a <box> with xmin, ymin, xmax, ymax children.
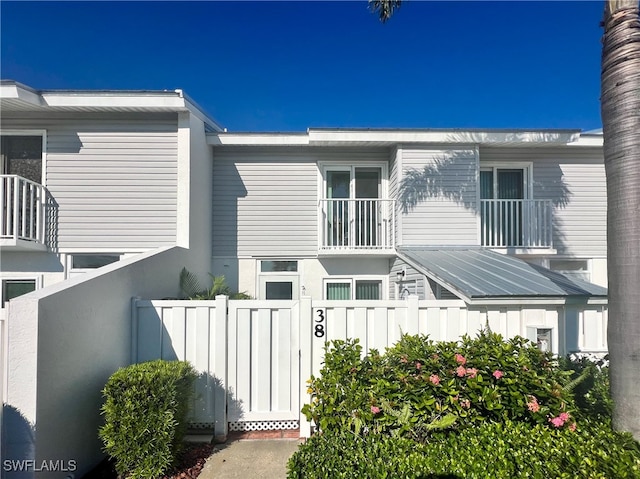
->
<box><xmin>319</xmin><ymin>198</ymin><xmax>395</xmax><ymax>255</ymax></box>
<box><xmin>1</xmin><ymin>175</ymin><xmax>48</xmax><ymax>251</ymax></box>
<box><xmin>480</xmin><ymin>199</ymin><xmax>553</xmax><ymax>249</ymax></box>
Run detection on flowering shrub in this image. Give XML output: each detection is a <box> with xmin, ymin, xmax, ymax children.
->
<box><xmin>302</xmin><ymin>331</ymin><xmax>575</xmax><ymax>439</ymax></box>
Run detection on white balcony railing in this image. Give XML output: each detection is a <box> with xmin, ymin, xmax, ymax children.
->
<box><xmin>480</xmin><ymin>199</ymin><xmax>553</xmax><ymax>248</ymax></box>
<box><xmin>319</xmin><ymin>198</ymin><xmax>395</xmax><ymax>252</ymax></box>
<box><xmin>1</xmin><ymin>175</ymin><xmax>47</xmax><ymax>245</ymax></box>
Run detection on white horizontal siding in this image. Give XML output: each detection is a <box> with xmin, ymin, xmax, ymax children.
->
<box><xmin>399</xmin><ymin>147</ymin><xmax>478</xmax><ymax>246</ymax></box>
<box><xmin>1</xmin><ymin>114</ymin><xmax>179</xmax><ymax>251</ymax></box>
<box><xmin>480</xmin><ymin>147</ymin><xmax>606</xmax><ymax>257</ymax></box>
<box><xmin>212</xmin><ymin>147</ymin><xmax>391</xmax><ymax>257</ymax></box>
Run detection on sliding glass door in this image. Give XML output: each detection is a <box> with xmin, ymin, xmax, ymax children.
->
<box><xmin>325</xmin><ymin>167</ymin><xmax>382</xmax><ymax>248</ymax></box>
<box><xmin>480</xmin><ymin>168</ymin><xmax>525</xmax><ymax>246</ymax></box>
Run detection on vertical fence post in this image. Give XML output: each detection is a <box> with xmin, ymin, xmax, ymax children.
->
<box><xmin>299</xmin><ymin>296</ymin><xmax>313</xmax><ymax>438</ymax></box>
<box><xmin>213</xmin><ymin>295</ymin><xmax>228</xmax><ymax>441</ymax></box>
<box><xmin>407</xmin><ymin>294</ymin><xmax>420</xmax><ymax>335</ymax></box>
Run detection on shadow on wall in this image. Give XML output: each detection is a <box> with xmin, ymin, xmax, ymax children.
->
<box><xmin>211</xmin><ymin>160</ymin><xmax>247</xmax><ymax>292</ymax></box>
<box><xmin>2</xmin><ymin>404</ymin><xmax>36</xmax><ymax>479</ymax></box>
<box><xmin>135</xmin><ymin>303</ymin><xmax>241</xmax><ymax>437</ymax></box>
<box><xmin>398</xmin><ymin>148</ymin><xmax>571</xmax><ymax>254</ymax></box>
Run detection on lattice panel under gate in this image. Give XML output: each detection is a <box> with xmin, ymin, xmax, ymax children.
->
<box><xmin>229</xmin><ymin>420</ymin><xmax>299</xmax><ymax>432</ymax></box>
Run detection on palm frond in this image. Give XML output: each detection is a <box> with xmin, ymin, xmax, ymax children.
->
<box><xmin>179</xmin><ymin>267</ymin><xmax>203</xmax><ymax>299</ymax></box>
<box><xmin>369</xmin><ymin>0</ymin><xmax>402</xmax><ymax>23</ymax></box>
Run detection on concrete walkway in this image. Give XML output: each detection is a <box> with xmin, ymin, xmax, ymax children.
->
<box><xmin>199</xmin><ymin>439</ymin><xmax>302</xmax><ymax>479</ymax></box>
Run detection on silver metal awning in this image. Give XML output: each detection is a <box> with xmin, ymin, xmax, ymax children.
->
<box><xmin>397</xmin><ymin>247</ymin><xmax>608</xmax><ymax>301</ymax></box>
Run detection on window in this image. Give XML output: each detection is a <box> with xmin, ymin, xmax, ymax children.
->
<box><xmin>527</xmin><ymin>327</ymin><xmax>553</xmax><ymax>353</ymax></box>
<box><xmin>258</xmin><ymin>260</ymin><xmax>299</xmax><ymax>300</ymax></box>
<box><xmin>265</xmin><ymin>281</ymin><xmax>293</xmax><ymax>300</ymax></box>
<box><xmin>320</xmin><ymin>163</ymin><xmax>390</xmax><ymax>249</ymax></box>
<box><xmin>261</xmin><ymin>260</ymin><xmax>298</xmax><ymax>272</ymax></box>
<box><xmin>2</xmin><ymin>279</ymin><xmax>37</xmax><ymax>304</ymax></box>
<box><xmin>480</xmin><ymin>164</ymin><xmax>532</xmax><ymax>247</ymax></box>
<box><xmin>325</xmin><ymin>278</ymin><xmax>383</xmax><ymax>300</ymax></box>
<box><xmin>1</xmin><ymin>135</ymin><xmax>44</xmax><ymax>184</ymax></box>
<box><xmin>71</xmin><ymin>254</ymin><xmax>121</xmax><ymax>269</ymax></box>
<box><xmin>549</xmin><ymin>259</ymin><xmax>590</xmax><ymax>282</ymax></box>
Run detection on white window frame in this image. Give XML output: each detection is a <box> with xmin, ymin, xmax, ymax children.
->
<box><xmin>318</xmin><ymin>162</ymin><xmax>389</xmax><ymax>201</ymax></box>
<box><xmin>479</xmin><ymin>162</ymin><xmax>533</xmax><ymax>200</ymax></box>
<box><xmin>547</xmin><ymin>258</ymin><xmax>591</xmax><ymax>282</ymax></box>
<box><xmin>1</xmin><ymin>274</ymin><xmax>43</xmax><ymax>306</ymax></box>
<box><xmin>318</xmin><ymin>162</ymin><xmax>389</xmax><ymax>250</ymax></box>
<box><xmin>66</xmin><ymin>253</ymin><xmax>122</xmax><ymax>278</ymax></box>
<box><xmin>0</xmin><ymin>130</ymin><xmax>47</xmax><ymax>185</ymax></box>
<box><xmin>257</xmin><ymin>259</ymin><xmax>300</xmax><ymax>300</ymax></box>
<box><xmin>323</xmin><ymin>275</ymin><xmax>387</xmax><ymax>300</ymax></box>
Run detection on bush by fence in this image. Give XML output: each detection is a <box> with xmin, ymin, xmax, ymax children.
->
<box><xmin>99</xmin><ymin>359</ymin><xmax>197</xmax><ymax>479</ymax></box>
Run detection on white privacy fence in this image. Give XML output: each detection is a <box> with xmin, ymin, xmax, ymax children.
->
<box><xmin>133</xmin><ymin>296</ymin><xmax>607</xmax><ymax>439</ymax></box>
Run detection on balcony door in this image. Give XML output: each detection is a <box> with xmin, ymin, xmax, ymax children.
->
<box><xmin>1</xmin><ymin>135</ymin><xmax>43</xmax><ymax>184</ymax></box>
<box><xmin>1</xmin><ymin>135</ymin><xmax>44</xmax><ymax>241</ymax></box>
<box><xmin>480</xmin><ymin>168</ymin><xmax>526</xmax><ymax>247</ymax></box>
<box><xmin>325</xmin><ymin>167</ymin><xmax>381</xmax><ymax>247</ymax></box>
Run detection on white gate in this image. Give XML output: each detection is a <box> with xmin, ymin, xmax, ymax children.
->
<box><xmin>226</xmin><ymin>300</ymin><xmax>300</xmax><ymax>431</ymax></box>
<box><xmin>133</xmin><ymin>297</ymin><xmax>300</xmax><ymax>437</ymax></box>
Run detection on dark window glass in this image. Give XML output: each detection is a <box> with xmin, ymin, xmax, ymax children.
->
<box><xmin>1</xmin><ymin>136</ymin><xmax>43</xmax><ymax>184</ymax></box>
<box><xmin>261</xmin><ymin>261</ymin><xmax>298</xmax><ymax>272</ymax></box>
<box><xmin>72</xmin><ymin>254</ymin><xmax>120</xmax><ymax>269</ymax></box>
<box><xmin>265</xmin><ymin>282</ymin><xmax>293</xmax><ymax>300</ymax></box>
<box><xmin>3</xmin><ymin>280</ymin><xmax>36</xmax><ymax>302</ymax></box>
<box><xmin>355</xmin><ymin>280</ymin><xmax>381</xmax><ymax>300</ymax></box>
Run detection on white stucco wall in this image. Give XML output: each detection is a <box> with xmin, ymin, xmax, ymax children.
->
<box><xmin>3</xmin><ymin>246</ymin><xmax>194</xmax><ymax>479</ymax></box>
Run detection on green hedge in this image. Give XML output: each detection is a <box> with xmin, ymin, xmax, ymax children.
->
<box><xmin>288</xmin><ymin>421</ymin><xmax>640</xmax><ymax>479</ymax></box>
<box><xmin>99</xmin><ymin>359</ymin><xmax>197</xmax><ymax>479</ymax></box>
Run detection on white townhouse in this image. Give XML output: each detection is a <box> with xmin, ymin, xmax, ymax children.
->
<box><xmin>1</xmin><ymin>81</ymin><xmax>607</xmax><ymax>310</ymax></box>
<box><xmin>0</xmin><ymin>81</ymin><xmax>609</xmax><ymax>478</ymax></box>
<box><xmin>0</xmin><ymin>80</ymin><xmax>218</xmax><ymax>308</ymax></box>
<box><xmin>209</xmin><ymin>128</ymin><xmax>607</xmax><ymax>304</ymax></box>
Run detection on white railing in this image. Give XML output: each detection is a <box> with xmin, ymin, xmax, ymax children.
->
<box><xmin>319</xmin><ymin>198</ymin><xmax>395</xmax><ymax>251</ymax></box>
<box><xmin>480</xmin><ymin>199</ymin><xmax>552</xmax><ymax>248</ymax></box>
<box><xmin>0</xmin><ymin>175</ymin><xmax>47</xmax><ymax>244</ymax></box>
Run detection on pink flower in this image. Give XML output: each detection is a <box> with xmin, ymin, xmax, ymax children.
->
<box><xmin>429</xmin><ymin>374</ymin><xmax>441</xmax><ymax>386</ymax></box>
<box><xmin>527</xmin><ymin>396</ymin><xmax>540</xmax><ymax>413</ymax></box>
<box><xmin>466</xmin><ymin>368</ymin><xmax>478</xmax><ymax>378</ymax></box>
<box><xmin>415</xmin><ymin>362</ymin><xmax>422</xmax><ymax>370</ymax></box>
<box><xmin>460</xmin><ymin>399</ymin><xmax>471</xmax><ymax>409</ymax></box>
<box><xmin>456</xmin><ymin>366</ymin><xmax>467</xmax><ymax>377</ymax></box>
<box><xmin>549</xmin><ymin>416</ymin><xmax>565</xmax><ymax>428</ymax></box>
<box><xmin>559</xmin><ymin>412</ymin><xmax>570</xmax><ymax>422</ymax></box>
<box><xmin>454</xmin><ymin>353</ymin><xmax>467</xmax><ymax>365</ymax></box>
<box><xmin>371</xmin><ymin>405</ymin><xmax>381</xmax><ymax>415</ymax></box>
<box><xmin>569</xmin><ymin>422</ymin><xmax>577</xmax><ymax>432</ymax></box>
<box><xmin>492</xmin><ymin>370</ymin><xmax>504</xmax><ymax>379</ymax></box>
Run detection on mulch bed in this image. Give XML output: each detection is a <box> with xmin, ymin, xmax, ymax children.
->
<box><xmin>82</xmin><ymin>443</ymin><xmax>215</xmax><ymax>479</ymax></box>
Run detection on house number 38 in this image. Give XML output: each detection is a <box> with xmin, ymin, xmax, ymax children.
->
<box><xmin>314</xmin><ymin>309</ymin><xmax>325</xmax><ymax>338</ymax></box>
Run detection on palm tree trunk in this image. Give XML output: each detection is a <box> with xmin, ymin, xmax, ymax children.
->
<box><xmin>601</xmin><ymin>0</ymin><xmax>640</xmax><ymax>440</ymax></box>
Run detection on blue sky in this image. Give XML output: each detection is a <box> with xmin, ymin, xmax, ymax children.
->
<box><xmin>1</xmin><ymin>1</ymin><xmax>604</xmax><ymax>132</ymax></box>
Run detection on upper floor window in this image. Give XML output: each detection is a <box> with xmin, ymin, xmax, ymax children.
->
<box><xmin>480</xmin><ymin>166</ymin><xmax>530</xmax><ymax>200</ymax></box>
<box><xmin>1</xmin><ymin>135</ymin><xmax>44</xmax><ymax>184</ymax></box>
<box><xmin>324</xmin><ymin>166</ymin><xmax>383</xmax><ymax>200</ymax></box>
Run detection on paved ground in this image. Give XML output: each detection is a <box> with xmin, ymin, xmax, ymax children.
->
<box><xmin>198</xmin><ymin>439</ymin><xmax>302</xmax><ymax>479</ymax></box>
